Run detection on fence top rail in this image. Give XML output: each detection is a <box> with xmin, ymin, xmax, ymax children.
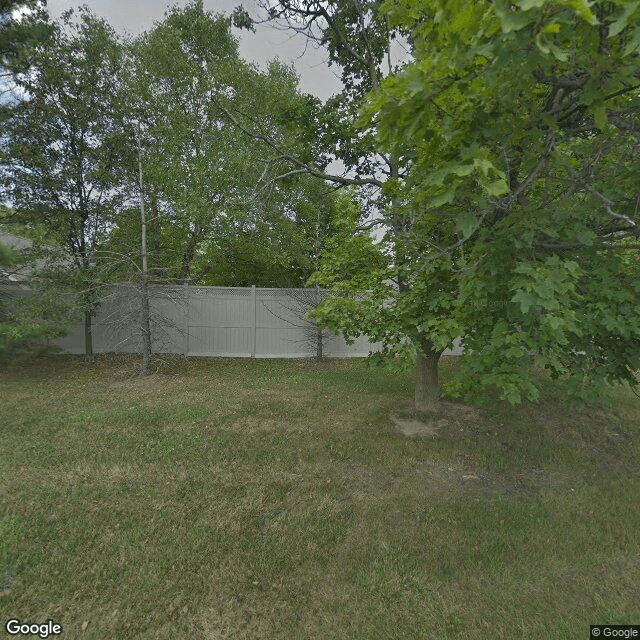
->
<box><xmin>98</xmin><ymin>284</ymin><xmax>327</xmax><ymax>295</ymax></box>
<box><xmin>187</xmin><ymin>285</ymin><xmax>325</xmax><ymax>293</ymax></box>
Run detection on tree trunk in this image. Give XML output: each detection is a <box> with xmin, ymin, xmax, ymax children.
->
<box><xmin>415</xmin><ymin>347</ymin><xmax>441</xmax><ymax>412</ymax></box>
<box><xmin>136</xmin><ymin>126</ymin><xmax>153</xmax><ymax>376</ymax></box>
<box><xmin>139</xmin><ymin>276</ymin><xmax>152</xmax><ymax>375</ymax></box>
<box><xmin>149</xmin><ymin>189</ymin><xmax>160</xmax><ymax>277</ymax></box>
<box><xmin>84</xmin><ymin>310</ymin><xmax>93</xmax><ymax>358</ymax></box>
<box><xmin>316</xmin><ymin>325</ymin><xmax>323</xmax><ymax>360</ymax></box>
<box><xmin>315</xmin><ymin>285</ymin><xmax>323</xmax><ymax>360</ymax></box>
<box><xmin>178</xmin><ymin>225</ymin><xmax>206</xmax><ymax>282</ymax></box>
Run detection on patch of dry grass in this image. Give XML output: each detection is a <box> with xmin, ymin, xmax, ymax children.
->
<box><xmin>1</xmin><ymin>355</ymin><xmax>639</xmax><ymax>639</ymax></box>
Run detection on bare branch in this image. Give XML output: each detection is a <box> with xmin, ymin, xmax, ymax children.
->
<box><xmin>356</xmin><ymin>217</ymin><xmax>387</xmax><ymax>231</ymax></box>
<box><xmin>558</xmin><ymin>154</ymin><xmax>639</xmax><ymax>234</ymax></box>
<box><xmin>215</xmin><ymin>98</ymin><xmax>383</xmax><ymax>188</ymax></box>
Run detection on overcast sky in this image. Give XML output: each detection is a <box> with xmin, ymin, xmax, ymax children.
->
<box><xmin>46</xmin><ymin>0</ymin><xmax>343</xmax><ymax>99</ymax></box>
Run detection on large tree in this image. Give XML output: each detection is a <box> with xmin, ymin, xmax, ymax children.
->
<box><xmin>252</xmin><ymin>0</ymin><xmax>640</xmax><ymax>409</ymax></box>
<box><xmin>1</xmin><ymin>8</ymin><xmax>127</xmax><ymax>356</ymax></box>
<box><xmin>114</xmin><ymin>1</ymin><xmax>336</xmax><ymax>289</ymax></box>
<box><xmin>336</xmin><ymin>0</ymin><xmax>640</xmax><ymax>406</ymax></box>
<box><xmin>240</xmin><ymin>1</ymin><xmax>461</xmax><ymax>410</ymax></box>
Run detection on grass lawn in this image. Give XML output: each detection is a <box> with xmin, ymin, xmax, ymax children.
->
<box><xmin>1</xmin><ymin>355</ymin><xmax>639</xmax><ymax>639</ymax></box>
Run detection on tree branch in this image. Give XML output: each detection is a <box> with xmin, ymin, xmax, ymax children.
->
<box><xmin>215</xmin><ymin>98</ymin><xmax>383</xmax><ymax>188</ymax></box>
<box><xmin>558</xmin><ymin>154</ymin><xmax>639</xmax><ymax>234</ymax></box>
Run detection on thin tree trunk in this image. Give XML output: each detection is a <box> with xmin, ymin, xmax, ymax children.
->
<box><xmin>136</xmin><ymin>124</ymin><xmax>153</xmax><ymax>375</ymax></box>
<box><xmin>84</xmin><ymin>310</ymin><xmax>93</xmax><ymax>358</ymax></box>
<box><xmin>149</xmin><ymin>189</ymin><xmax>160</xmax><ymax>277</ymax></box>
<box><xmin>415</xmin><ymin>345</ymin><xmax>442</xmax><ymax>412</ymax></box>
<box><xmin>315</xmin><ymin>285</ymin><xmax>323</xmax><ymax>360</ymax></box>
<box><xmin>316</xmin><ymin>325</ymin><xmax>323</xmax><ymax>360</ymax></box>
<box><xmin>139</xmin><ymin>276</ymin><xmax>152</xmax><ymax>375</ymax></box>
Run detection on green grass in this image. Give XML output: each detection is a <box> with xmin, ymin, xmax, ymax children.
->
<box><xmin>1</xmin><ymin>355</ymin><xmax>639</xmax><ymax>639</ymax></box>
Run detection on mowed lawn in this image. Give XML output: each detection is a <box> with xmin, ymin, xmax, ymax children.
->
<box><xmin>1</xmin><ymin>356</ymin><xmax>639</xmax><ymax>639</ymax></box>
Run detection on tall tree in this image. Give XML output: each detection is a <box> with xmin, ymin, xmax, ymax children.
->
<box><xmin>351</xmin><ymin>0</ymin><xmax>640</xmax><ymax>405</ymax></box>
<box><xmin>116</xmin><ymin>1</ymin><xmax>336</xmax><ymax>289</ymax></box>
<box><xmin>252</xmin><ymin>0</ymin><xmax>640</xmax><ymax>409</ymax></box>
<box><xmin>1</xmin><ymin>8</ymin><xmax>127</xmax><ymax>356</ymax></box>
<box><xmin>238</xmin><ymin>1</ymin><xmax>459</xmax><ymax>410</ymax></box>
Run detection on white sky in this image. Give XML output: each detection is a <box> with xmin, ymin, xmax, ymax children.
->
<box><xmin>46</xmin><ymin>0</ymin><xmax>343</xmax><ymax>99</ymax></box>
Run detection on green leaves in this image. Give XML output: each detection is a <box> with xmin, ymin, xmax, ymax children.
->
<box><xmin>608</xmin><ymin>1</ymin><xmax>640</xmax><ymax>37</ymax></box>
<box><xmin>623</xmin><ymin>25</ymin><xmax>640</xmax><ymax>54</ymax></box>
<box><xmin>564</xmin><ymin>0</ymin><xmax>599</xmax><ymax>25</ymax></box>
<box><xmin>124</xmin><ymin>3</ymin><xmax>331</xmax><ymax>287</ymax></box>
<box><xmin>0</xmin><ymin>242</ymin><xmax>13</xmax><ymax>267</ymax></box>
<box><xmin>495</xmin><ymin>0</ymin><xmax>598</xmax><ymax>34</ymax></box>
<box><xmin>2</xmin><ymin>7</ymin><xmax>127</xmax><ymax>344</ymax></box>
<box><xmin>494</xmin><ymin>0</ymin><xmax>538</xmax><ymax>33</ymax></box>
<box><xmin>511</xmin><ymin>257</ymin><xmax>583</xmax><ymax>316</ymax></box>
<box><xmin>485</xmin><ymin>178</ymin><xmax>509</xmax><ymax>196</ymax></box>
<box><xmin>512</xmin><ymin>290</ymin><xmax>538</xmax><ymax>314</ymax></box>
<box><xmin>593</xmin><ymin>104</ymin><xmax>607</xmax><ymax>131</ymax></box>
<box><xmin>364</xmin><ymin>0</ymin><xmax>640</xmax><ymax>406</ymax></box>
<box><xmin>455</xmin><ymin>211</ymin><xmax>478</xmax><ymax>238</ymax></box>
<box><xmin>421</xmin><ymin>148</ymin><xmax>509</xmax><ymax>210</ymax></box>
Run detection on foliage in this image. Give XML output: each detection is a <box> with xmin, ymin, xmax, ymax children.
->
<box><xmin>0</xmin><ymin>241</ymin><xmax>12</xmax><ymax>266</ymax></box>
<box><xmin>255</xmin><ymin>0</ymin><xmax>403</xmax><ymax>180</ymax></box>
<box><xmin>2</xmin><ymin>8</ymin><xmax>126</xmax><ymax>260</ymax></box>
<box><xmin>0</xmin><ymin>0</ymin><xmax>51</xmax><ymax>79</ymax></box>
<box><xmin>0</xmin><ymin>241</ymin><xmax>75</xmax><ymax>359</ymax></box>
<box><xmin>3</xmin><ymin>3</ymin><xmax>341</xmax><ymax>361</ymax></box>
<box><xmin>259</xmin><ymin>1</ymin><xmax>463</xmax><ymax>408</ymax></box>
<box><xmin>1</xmin><ymin>8</ymin><xmax>128</xmax><ymax>353</ymax></box>
<box><xmin>197</xmin><ymin>180</ymin><xmax>334</xmax><ymax>288</ymax></box>
<box><xmin>113</xmin><ymin>2</ymin><xmax>335</xmax><ymax>288</ymax></box>
<box><xmin>358</xmin><ymin>0</ymin><xmax>640</xmax><ymax>405</ymax></box>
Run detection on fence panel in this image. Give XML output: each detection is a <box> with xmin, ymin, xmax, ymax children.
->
<box><xmin>255</xmin><ymin>289</ymin><xmax>320</xmax><ymax>358</ymax></box>
<box><xmin>50</xmin><ymin>283</ymin><xmax>461</xmax><ymax>358</ymax></box>
<box><xmin>187</xmin><ymin>286</ymin><xmax>253</xmax><ymax>357</ymax></box>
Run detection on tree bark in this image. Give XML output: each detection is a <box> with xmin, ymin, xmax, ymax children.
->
<box><xmin>84</xmin><ymin>310</ymin><xmax>93</xmax><ymax>358</ymax></box>
<box><xmin>316</xmin><ymin>325</ymin><xmax>323</xmax><ymax>360</ymax></box>
<box><xmin>139</xmin><ymin>276</ymin><xmax>152</xmax><ymax>376</ymax></box>
<box><xmin>178</xmin><ymin>225</ymin><xmax>206</xmax><ymax>282</ymax></box>
<box><xmin>415</xmin><ymin>345</ymin><xmax>442</xmax><ymax>412</ymax></box>
<box><xmin>136</xmin><ymin>127</ymin><xmax>153</xmax><ymax>375</ymax></box>
<box><xmin>149</xmin><ymin>189</ymin><xmax>160</xmax><ymax>277</ymax></box>
<box><xmin>315</xmin><ymin>285</ymin><xmax>323</xmax><ymax>360</ymax></box>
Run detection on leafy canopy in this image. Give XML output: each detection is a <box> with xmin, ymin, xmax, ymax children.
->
<box><xmin>318</xmin><ymin>0</ymin><xmax>640</xmax><ymax>405</ymax></box>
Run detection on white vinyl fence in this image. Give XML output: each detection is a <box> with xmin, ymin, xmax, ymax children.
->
<box><xmin>55</xmin><ymin>284</ymin><xmax>383</xmax><ymax>358</ymax></box>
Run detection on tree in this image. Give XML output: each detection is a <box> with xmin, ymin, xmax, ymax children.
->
<box><xmin>115</xmin><ymin>2</ymin><xmax>336</xmax><ymax>290</ymax></box>
<box><xmin>238</xmin><ymin>1</ymin><xmax>460</xmax><ymax>410</ymax></box>
<box><xmin>1</xmin><ymin>8</ymin><xmax>127</xmax><ymax>356</ymax></box>
<box><xmin>252</xmin><ymin>0</ymin><xmax>640</xmax><ymax>410</ymax></box>
<box><xmin>133</xmin><ymin>124</ymin><xmax>152</xmax><ymax>374</ymax></box>
<box><xmin>356</xmin><ymin>0</ymin><xmax>640</xmax><ymax>406</ymax></box>
<box><xmin>193</xmin><ymin>175</ymin><xmax>340</xmax><ymax>287</ymax></box>
<box><xmin>0</xmin><ymin>0</ymin><xmax>51</xmax><ymax>81</ymax></box>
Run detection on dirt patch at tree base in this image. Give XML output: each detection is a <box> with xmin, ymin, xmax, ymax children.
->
<box><xmin>389</xmin><ymin>401</ymin><xmax>480</xmax><ymax>438</ymax></box>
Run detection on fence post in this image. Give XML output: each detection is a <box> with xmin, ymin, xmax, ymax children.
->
<box><xmin>184</xmin><ymin>281</ymin><xmax>189</xmax><ymax>356</ymax></box>
<box><xmin>251</xmin><ymin>285</ymin><xmax>257</xmax><ymax>358</ymax></box>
